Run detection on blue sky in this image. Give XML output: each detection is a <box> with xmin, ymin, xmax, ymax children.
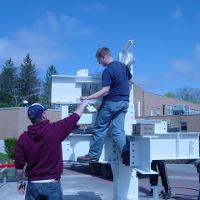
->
<box><xmin>0</xmin><ymin>0</ymin><xmax>199</xmax><ymax>95</ymax></box>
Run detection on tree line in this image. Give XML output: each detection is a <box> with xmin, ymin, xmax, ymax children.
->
<box><xmin>0</xmin><ymin>54</ymin><xmax>57</xmax><ymax>108</ymax></box>
<box><xmin>165</xmin><ymin>88</ymin><xmax>200</xmax><ymax>104</ymax></box>
<box><xmin>0</xmin><ymin>53</ymin><xmax>199</xmax><ymax>108</ymax></box>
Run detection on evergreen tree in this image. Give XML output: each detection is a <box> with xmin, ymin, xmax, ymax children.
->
<box><xmin>42</xmin><ymin>65</ymin><xmax>58</xmax><ymax>107</ymax></box>
<box><xmin>0</xmin><ymin>58</ymin><xmax>18</xmax><ymax>107</ymax></box>
<box><xmin>18</xmin><ymin>54</ymin><xmax>40</xmax><ymax>105</ymax></box>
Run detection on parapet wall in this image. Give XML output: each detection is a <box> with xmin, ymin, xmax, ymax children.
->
<box><xmin>0</xmin><ymin>107</ymin><xmax>61</xmax><ymax>139</ymax></box>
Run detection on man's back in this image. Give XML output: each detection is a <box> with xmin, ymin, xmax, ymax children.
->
<box><xmin>102</xmin><ymin>61</ymin><xmax>132</xmax><ymax>101</ymax></box>
<box><xmin>15</xmin><ymin>113</ymin><xmax>80</xmax><ymax>181</ymax></box>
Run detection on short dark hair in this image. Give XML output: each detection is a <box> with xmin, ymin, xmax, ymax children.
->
<box><xmin>96</xmin><ymin>47</ymin><xmax>111</xmax><ymax>59</ymax></box>
<box><xmin>30</xmin><ymin>116</ymin><xmax>43</xmax><ymax>124</ymax></box>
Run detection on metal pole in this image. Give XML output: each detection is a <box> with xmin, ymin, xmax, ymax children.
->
<box><xmin>122</xmin><ymin>40</ymin><xmax>134</xmax><ymax>53</ymax></box>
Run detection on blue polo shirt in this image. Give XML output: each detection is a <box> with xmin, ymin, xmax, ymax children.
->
<box><xmin>102</xmin><ymin>61</ymin><xmax>132</xmax><ymax>101</ymax></box>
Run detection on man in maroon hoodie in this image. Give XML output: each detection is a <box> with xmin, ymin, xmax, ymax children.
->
<box><xmin>15</xmin><ymin>100</ymin><xmax>88</xmax><ymax>200</ymax></box>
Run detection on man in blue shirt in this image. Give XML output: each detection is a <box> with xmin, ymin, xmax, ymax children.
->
<box><xmin>77</xmin><ymin>47</ymin><xmax>133</xmax><ymax>163</ymax></box>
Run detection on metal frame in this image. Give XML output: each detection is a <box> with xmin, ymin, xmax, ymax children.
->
<box><xmin>52</xmin><ymin>40</ymin><xmax>200</xmax><ymax>200</ymax></box>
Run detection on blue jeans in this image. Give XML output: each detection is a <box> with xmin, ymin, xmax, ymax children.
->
<box><xmin>25</xmin><ymin>181</ymin><xmax>63</xmax><ymax>200</ymax></box>
<box><xmin>88</xmin><ymin>100</ymin><xmax>129</xmax><ymax>159</ymax></box>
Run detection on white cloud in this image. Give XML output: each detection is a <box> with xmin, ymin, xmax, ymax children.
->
<box><xmin>34</xmin><ymin>12</ymin><xmax>92</xmax><ymax>37</ymax></box>
<box><xmin>0</xmin><ymin>12</ymin><xmax>93</xmax><ymax>70</ymax></box>
<box><xmin>172</xmin><ymin>7</ymin><xmax>183</xmax><ymax>20</ymax></box>
<box><xmin>172</xmin><ymin>60</ymin><xmax>190</xmax><ymax>75</ymax></box>
<box><xmin>0</xmin><ymin>30</ymin><xmax>66</xmax><ymax>69</ymax></box>
<box><xmin>46</xmin><ymin>12</ymin><xmax>60</xmax><ymax>34</ymax></box>
<box><xmin>60</xmin><ymin>14</ymin><xmax>91</xmax><ymax>37</ymax></box>
<box><xmin>171</xmin><ymin>45</ymin><xmax>200</xmax><ymax>81</ymax></box>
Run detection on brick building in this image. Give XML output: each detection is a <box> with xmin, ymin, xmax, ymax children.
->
<box><xmin>0</xmin><ymin>85</ymin><xmax>199</xmax><ymax>139</ymax></box>
<box><xmin>134</xmin><ymin>85</ymin><xmax>200</xmax><ymax>132</ymax></box>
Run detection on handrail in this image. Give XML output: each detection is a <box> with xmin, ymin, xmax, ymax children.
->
<box><xmin>0</xmin><ymin>164</ymin><xmax>15</xmax><ymax>168</ymax></box>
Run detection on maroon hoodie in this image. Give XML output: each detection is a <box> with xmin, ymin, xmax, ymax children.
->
<box><xmin>15</xmin><ymin>113</ymin><xmax>80</xmax><ymax>181</ymax></box>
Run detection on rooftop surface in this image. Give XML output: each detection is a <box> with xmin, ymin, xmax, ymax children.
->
<box><xmin>0</xmin><ymin>164</ymin><xmax>199</xmax><ymax>200</ymax></box>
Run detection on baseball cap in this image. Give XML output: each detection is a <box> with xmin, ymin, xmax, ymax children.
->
<box><xmin>27</xmin><ymin>103</ymin><xmax>46</xmax><ymax>120</ymax></box>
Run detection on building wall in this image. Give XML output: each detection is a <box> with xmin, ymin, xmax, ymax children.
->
<box><xmin>0</xmin><ymin>85</ymin><xmax>199</xmax><ymax>138</ymax></box>
<box><xmin>137</xmin><ymin>115</ymin><xmax>200</xmax><ymax>132</ymax></box>
<box><xmin>0</xmin><ymin>107</ymin><xmax>61</xmax><ymax>139</ymax></box>
<box><xmin>133</xmin><ymin>85</ymin><xmax>144</xmax><ymax>117</ymax></box>
<box><xmin>134</xmin><ymin>85</ymin><xmax>200</xmax><ymax>117</ymax></box>
<box><xmin>144</xmin><ymin>92</ymin><xmax>200</xmax><ymax>117</ymax></box>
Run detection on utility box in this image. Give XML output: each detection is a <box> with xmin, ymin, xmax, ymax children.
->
<box><xmin>135</xmin><ymin>119</ymin><xmax>168</xmax><ymax>135</ymax></box>
<box><xmin>133</xmin><ymin>123</ymin><xmax>155</xmax><ymax>135</ymax></box>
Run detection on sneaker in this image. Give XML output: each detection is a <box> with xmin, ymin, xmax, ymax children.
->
<box><xmin>146</xmin><ymin>189</ymin><xmax>153</xmax><ymax>197</ymax></box>
<box><xmin>77</xmin><ymin>155</ymin><xmax>98</xmax><ymax>163</ymax></box>
<box><xmin>159</xmin><ymin>190</ymin><xmax>172</xmax><ymax>199</ymax></box>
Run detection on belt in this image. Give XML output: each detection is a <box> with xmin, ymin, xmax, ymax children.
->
<box><xmin>30</xmin><ymin>179</ymin><xmax>58</xmax><ymax>183</ymax></box>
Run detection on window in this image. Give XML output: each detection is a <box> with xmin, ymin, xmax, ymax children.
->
<box><xmin>181</xmin><ymin>122</ymin><xmax>187</xmax><ymax>132</ymax></box>
<box><xmin>189</xmin><ymin>109</ymin><xmax>200</xmax><ymax>115</ymax></box>
<box><xmin>156</xmin><ymin>108</ymin><xmax>161</xmax><ymax>116</ymax></box>
<box><xmin>166</xmin><ymin>105</ymin><xmax>173</xmax><ymax>115</ymax></box>
<box><xmin>162</xmin><ymin>105</ymin><xmax>165</xmax><ymax>115</ymax></box>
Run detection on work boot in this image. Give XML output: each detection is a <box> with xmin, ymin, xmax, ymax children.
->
<box><xmin>159</xmin><ymin>190</ymin><xmax>172</xmax><ymax>199</ymax></box>
<box><xmin>77</xmin><ymin>155</ymin><xmax>98</xmax><ymax>163</ymax></box>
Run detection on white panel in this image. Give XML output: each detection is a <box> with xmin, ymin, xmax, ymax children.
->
<box><xmin>130</xmin><ymin>138</ymin><xmax>151</xmax><ymax>173</ymax></box>
<box><xmin>77</xmin><ymin>69</ymin><xmax>88</xmax><ymax>76</ymax></box>
<box><xmin>150</xmin><ymin>138</ymin><xmax>177</xmax><ymax>159</ymax></box>
<box><xmin>136</xmin><ymin>101</ymin><xmax>141</xmax><ymax>117</ymax></box>
<box><xmin>62</xmin><ymin>134</ymin><xmax>117</xmax><ymax>163</ymax></box>
<box><xmin>77</xmin><ymin>113</ymin><xmax>96</xmax><ymax>125</ymax></box>
<box><xmin>61</xmin><ymin>106</ymin><xmax>69</xmax><ymax>119</ymax></box>
<box><xmin>178</xmin><ymin>138</ymin><xmax>199</xmax><ymax>158</ymax></box>
<box><xmin>51</xmin><ymin>75</ymin><xmax>101</xmax><ymax>105</ymax></box>
<box><xmin>52</xmin><ymin>78</ymin><xmax>81</xmax><ymax>104</ymax></box>
<box><xmin>62</xmin><ymin>141</ymin><xmax>71</xmax><ymax>160</ymax></box>
<box><xmin>131</xmin><ymin>133</ymin><xmax>199</xmax><ymax>174</ymax></box>
<box><xmin>99</xmin><ymin>137</ymin><xmax>118</xmax><ymax>163</ymax></box>
<box><xmin>62</xmin><ymin>135</ymin><xmax>91</xmax><ymax>161</ymax></box>
<box><xmin>119</xmin><ymin>164</ymin><xmax>138</xmax><ymax>199</ymax></box>
<box><xmin>130</xmin><ymin>141</ymin><xmax>139</xmax><ymax>167</ymax></box>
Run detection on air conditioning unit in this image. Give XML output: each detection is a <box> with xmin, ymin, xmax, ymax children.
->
<box><xmin>172</xmin><ymin>105</ymin><xmax>189</xmax><ymax>115</ymax></box>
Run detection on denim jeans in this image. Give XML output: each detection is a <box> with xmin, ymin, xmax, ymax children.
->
<box><xmin>88</xmin><ymin>100</ymin><xmax>129</xmax><ymax>159</ymax></box>
<box><xmin>25</xmin><ymin>181</ymin><xmax>63</xmax><ymax>200</ymax></box>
